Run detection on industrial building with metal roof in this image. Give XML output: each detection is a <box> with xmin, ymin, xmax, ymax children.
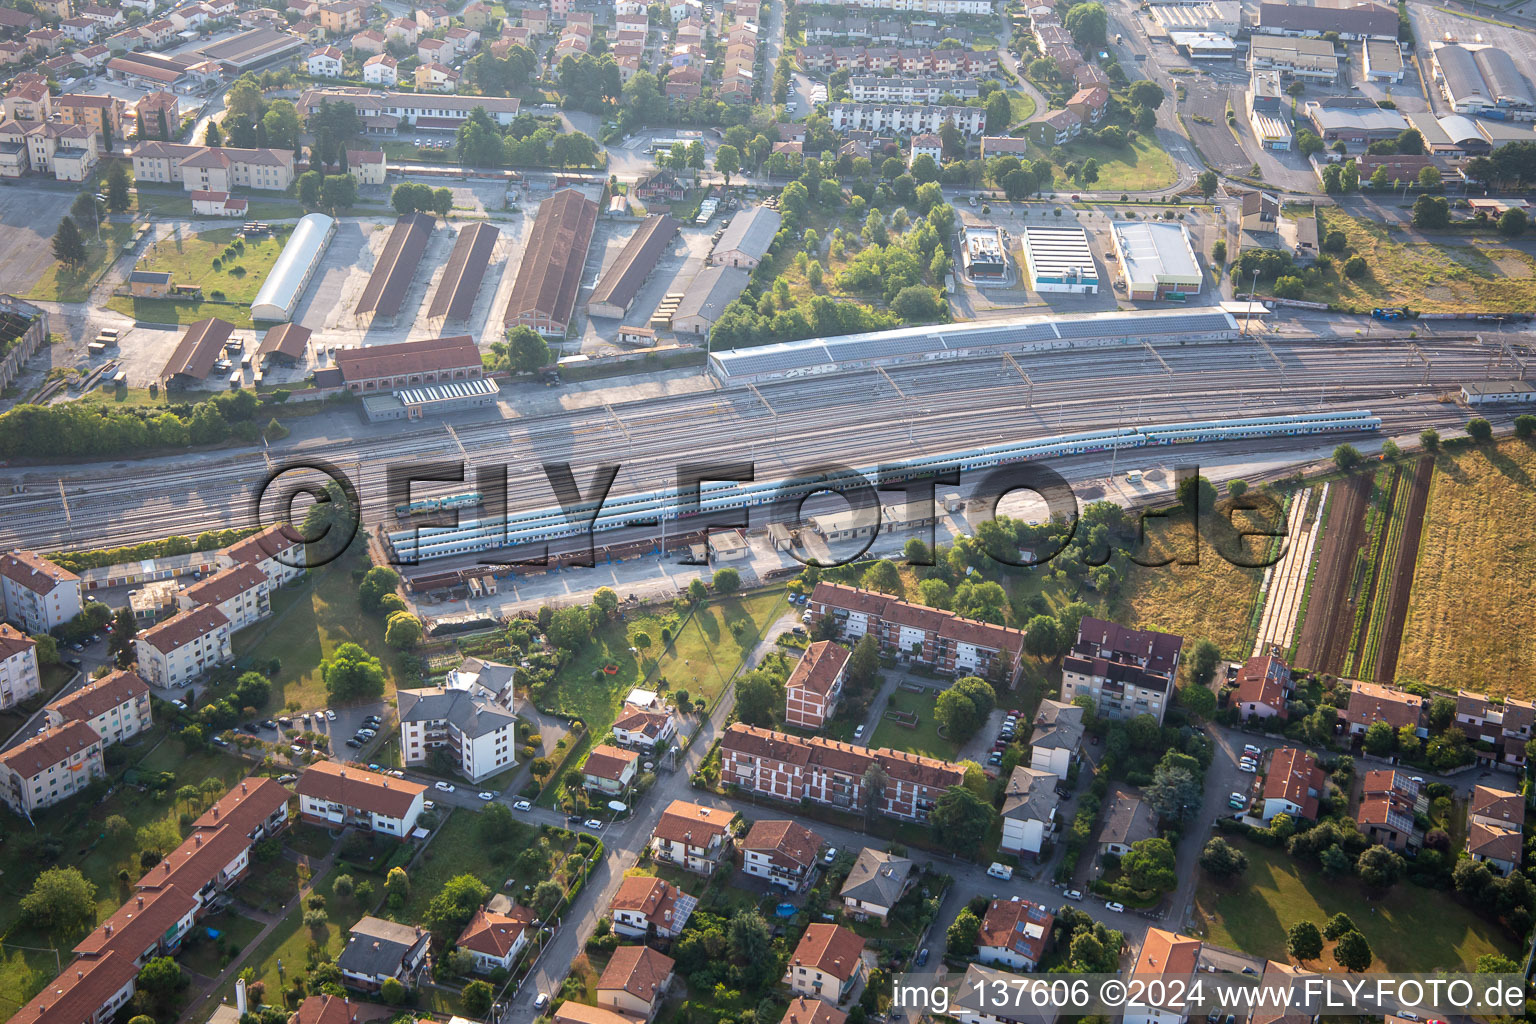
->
<box><xmin>708</xmin><ymin>308</ymin><xmax>1239</xmax><ymax>382</ymax></box>
<box><xmin>1020</xmin><ymin>225</ymin><xmax>1098</xmax><ymax>294</ymax></box>
<box><xmin>256</xmin><ymin>322</ymin><xmax>312</xmax><ymax>364</ymax></box>
<box><xmin>708</xmin><ymin>205</ymin><xmax>781</xmax><ymax>269</ymax></box>
<box><xmin>356</xmin><ymin>212</ymin><xmax>435</xmax><ymax>319</ymax></box>
<box><xmin>1433</xmin><ymin>44</ymin><xmax>1535</xmax><ymax>115</ymax></box>
<box><xmin>361</xmin><ymin>376</ymin><xmax>500</xmax><ymax>421</ymax></box>
<box><xmin>502</xmin><ymin>188</ymin><xmax>598</xmax><ymax>337</ymax></box>
<box><xmin>428</xmin><ymin>222</ymin><xmax>499</xmax><ymax>322</ymax></box>
<box><xmin>161</xmin><ymin>318</ymin><xmax>236</xmax><ymax>388</ymax></box>
<box><xmin>588</xmin><ymin>213</ymin><xmax>679</xmax><ymax>319</ymax></box>
<box><xmin>250</xmin><ymin>212</ymin><xmax>335</xmax><ymax>322</ymax></box>
<box><xmin>1110</xmin><ymin>221</ymin><xmax>1202</xmax><ymax>301</ymax></box>
<box><xmin>196</xmin><ymin>27</ymin><xmax>304</xmax><ymax>72</ymax></box>
<box><xmin>672</xmin><ymin>265</ymin><xmax>750</xmax><ymax>336</ymax></box>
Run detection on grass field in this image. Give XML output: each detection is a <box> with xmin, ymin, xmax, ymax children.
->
<box><xmin>1116</xmin><ymin>509</ymin><xmax>1268</xmax><ymax>659</ymax></box>
<box><xmin>23</xmin><ymin>221</ymin><xmax>137</xmax><ymax>303</ymax></box>
<box><xmin>130</xmin><ymin>186</ymin><xmax>304</xmax><ymax>221</ymax></box>
<box><xmin>232</xmin><ymin>551</ymin><xmax>404</xmax><ymax>710</ymax></box>
<box><xmin>1193</xmin><ymin>837</ymin><xmax>1517</xmax><ymax>970</ymax></box>
<box><xmin>392</xmin><ymin>810</ymin><xmax>554</xmax><ymax>923</ymax></box>
<box><xmin>1397</xmin><ymin>438</ymin><xmax>1536</xmax><ymax>692</ymax></box>
<box><xmin>0</xmin><ymin>734</ymin><xmax>254</xmax><ymax>1019</ymax></box>
<box><xmin>868</xmin><ymin>688</ymin><xmax>958</xmax><ymax>760</ymax></box>
<box><xmin>1309</xmin><ymin>210</ymin><xmax>1536</xmax><ymax>314</ymax></box>
<box><xmin>237</xmin><ymin>867</ymin><xmax>361</xmax><ymax>996</ymax></box>
<box><xmin>1007</xmin><ymin>90</ymin><xmax>1037</xmax><ymax>125</ymax></box>
<box><xmin>105</xmin><ymin>295</ymin><xmax>259</xmax><ymax>328</ymax></box>
<box><xmin>131</xmin><ymin>225</ymin><xmax>289</xmax><ymax>303</ymax></box>
<box><xmin>1047</xmin><ymin>136</ymin><xmax>1177</xmax><ymax>193</ymax></box>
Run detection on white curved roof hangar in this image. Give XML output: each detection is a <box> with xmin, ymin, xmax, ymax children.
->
<box><xmin>251</xmin><ymin>213</ymin><xmax>336</xmax><ymax>322</ymax></box>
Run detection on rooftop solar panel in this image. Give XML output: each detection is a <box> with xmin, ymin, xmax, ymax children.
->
<box><xmin>826</xmin><ymin>334</ymin><xmax>942</xmax><ymax>359</ymax></box>
<box><xmin>1054</xmin><ymin>317</ymin><xmax>1137</xmax><ymax>339</ymax></box>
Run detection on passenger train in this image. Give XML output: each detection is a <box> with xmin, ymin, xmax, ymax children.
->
<box><xmin>385</xmin><ymin>410</ymin><xmax>1380</xmax><ymax>563</ymax></box>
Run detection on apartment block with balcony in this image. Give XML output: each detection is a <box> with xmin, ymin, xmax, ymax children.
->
<box><xmin>1061</xmin><ymin>617</ymin><xmax>1183</xmax><ymax>724</ymax></box>
<box><xmin>45</xmin><ymin>668</ymin><xmax>152</xmax><ymax>745</ymax></box>
<box><xmin>0</xmin><ymin>623</ymin><xmax>40</xmax><ymax>710</ymax></box>
<box><xmin>0</xmin><ymin>720</ymin><xmax>105</xmax><ymax>816</ymax></box>
<box><xmin>134</xmin><ymin>605</ymin><xmax>232</xmax><ymax>687</ymax></box>
<box><xmin>0</xmin><ymin>549</ymin><xmax>83</xmax><ymax>634</ymax></box>
<box><xmin>397</xmin><ymin>686</ymin><xmax>516</xmax><ymax>784</ymax></box>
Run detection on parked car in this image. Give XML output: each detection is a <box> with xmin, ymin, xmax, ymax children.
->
<box><xmin>513</xmin><ymin>800</ymin><xmax>532</xmax><ymax>811</ymax></box>
<box><xmin>583</xmin><ymin>818</ymin><xmax>604</xmax><ymax>830</ymax></box>
<box><xmin>325</xmin><ymin>709</ymin><xmax>337</xmax><ymax>721</ymax></box>
<box><xmin>534</xmin><ymin>995</ymin><xmax>549</xmax><ymax>1011</ymax></box>
<box><xmin>171</xmin><ymin>699</ymin><xmax>188</xmax><ymax>711</ymax></box>
<box><xmin>1238</xmin><ymin>760</ymin><xmax>1257</xmax><ymax>773</ymax></box>
<box><xmin>211</xmin><ymin>736</ymin><xmax>229</xmax><ymax>747</ymax></box>
<box><xmin>823</xmin><ymin>846</ymin><xmax>838</xmax><ymax>864</ymax></box>
<box><xmin>345</xmin><ymin>738</ymin><xmax>361</xmax><ymax>748</ymax></box>
<box><xmin>478</xmin><ymin>791</ymin><xmax>495</xmax><ymax>801</ymax></box>
<box><xmin>1104</xmin><ymin>901</ymin><xmax>1125</xmax><ymax>913</ymax></box>
<box><xmin>423</xmin><ymin>799</ymin><xmax>435</xmax><ymax>810</ymax></box>
<box><xmin>434</xmin><ymin>781</ymin><xmax>455</xmax><ymax>792</ymax></box>
<box><xmin>1063</xmin><ymin>889</ymin><xmax>1084</xmax><ymax>901</ymax></box>
<box><xmin>853</xmin><ymin>724</ymin><xmax>865</xmax><ymax>739</ymax></box>
<box><xmin>261</xmin><ymin>719</ymin><xmax>278</xmax><ymax>730</ymax></box>
<box><xmin>915</xmin><ymin>947</ymin><xmax>930</xmax><ymax>967</ymax></box>
<box><xmin>277</xmin><ymin>774</ymin><xmax>298</xmax><ymax>784</ymax></box>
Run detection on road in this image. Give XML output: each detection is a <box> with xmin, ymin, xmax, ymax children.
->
<box><xmin>0</xmin><ymin>331</ymin><xmax>1523</xmax><ymax>557</ymax></box>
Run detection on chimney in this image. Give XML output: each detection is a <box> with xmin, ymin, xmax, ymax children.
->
<box><xmin>137</xmin><ymin>896</ymin><xmax>144</xmax><ymax>908</ymax></box>
<box><xmin>236</xmin><ymin>978</ymin><xmax>248</xmax><ymax>1015</ymax></box>
<box><xmin>241</xmin><ymin>781</ymin><xmax>247</xmax><ymax>793</ymax></box>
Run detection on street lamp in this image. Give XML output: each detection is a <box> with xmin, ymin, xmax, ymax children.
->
<box><xmin>91</xmin><ymin>192</ymin><xmax>107</xmax><ymax>242</ymax></box>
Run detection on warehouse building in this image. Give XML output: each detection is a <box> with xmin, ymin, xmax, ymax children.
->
<box><xmin>672</xmin><ymin>265</ymin><xmax>750</xmax><ymax>335</ymax></box>
<box><xmin>249</xmin><ymin>212</ymin><xmax>334</xmax><ymax>322</ymax></box>
<box><xmin>962</xmin><ymin>225</ymin><xmax>1008</xmax><ymax>281</ymax></box>
<box><xmin>1249</xmin><ymin>35</ymin><xmax>1339</xmax><ymax>83</ymax></box>
<box><xmin>1148</xmin><ymin>1</ymin><xmax>1239</xmax><ymax>35</ymax></box>
<box><xmin>334</xmin><ymin>335</ymin><xmax>483</xmax><ymax>393</ymax></box>
<box><xmin>1303</xmin><ymin>97</ymin><xmax>1409</xmax><ymax>145</ymax></box>
<box><xmin>196</xmin><ymin>27</ymin><xmax>303</xmax><ymax>72</ymax></box>
<box><xmin>1461</xmin><ymin>381</ymin><xmax>1536</xmax><ymax>404</ymax></box>
<box><xmin>356</xmin><ymin>212</ymin><xmax>435</xmax><ymax>320</ymax></box>
<box><xmin>256</xmin><ymin>322</ymin><xmax>311</xmax><ymax>366</ymax></box>
<box><xmin>161</xmin><ymin>318</ymin><xmax>236</xmax><ymax>389</ymax></box>
<box><xmin>588</xmin><ymin>213</ymin><xmax>680</xmax><ymax>319</ymax></box>
<box><xmin>361</xmin><ymin>377</ymin><xmax>500</xmax><ymax>421</ymax></box>
<box><xmin>709</xmin><ymin>205</ymin><xmax>780</xmax><ymax>269</ymax></box>
<box><xmin>1256</xmin><ymin>0</ymin><xmax>1396</xmax><ymax>41</ymax></box>
<box><xmin>1363</xmin><ymin>40</ymin><xmax>1404</xmax><ymax>82</ymax></box>
<box><xmin>1021</xmin><ymin>225</ymin><xmax>1098</xmax><ymax>293</ymax></box>
<box><xmin>1248</xmin><ymin>71</ymin><xmax>1294</xmax><ymax>150</ymax></box>
<box><xmin>503</xmin><ymin>188</ymin><xmax>598</xmax><ymax>337</ymax></box>
<box><xmin>1433</xmin><ymin>44</ymin><xmax>1536</xmax><ymax>118</ymax></box>
<box><xmin>1111</xmin><ymin>221</ymin><xmax>1201</xmax><ymax>301</ymax></box>
<box><xmin>428</xmin><ymin>222</ymin><xmax>499</xmax><ymax>322</ymax></box>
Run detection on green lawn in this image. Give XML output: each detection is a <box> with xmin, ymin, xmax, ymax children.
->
<box><xmin>131</xmin><ymin>186</ymin><xmax>304</xmax><ymax>220</ymax></box>
<box><xmin>543</xmin><ymin>589</ymin><xmax>788</xmax><ymax>805</ymax></box>
<box><xmin>177</xmin><ymin>909</ymin><xmax>265</xmax><ymax>979</ymax></box>
<box><xmin>867</xmin><ymin>687</ymin><xmax>959</xmax><ymax>760</ymax></box>
<box><xmin>0</xmin><ymin>734</ymin><xmax>255</xmax><ymax>1019</ymax></box>
<box><xmin>1192</xmin><ymin>837</ymin><xmax>1518</xmax><ymax>971</ymax></box>
<box><xmin>393</xmin><ymin>809</ymin><xmax>547</xmax><ymax>923</ymax></box>
<box><xmin>1008</xmin><ymin>90</ymin><xmax>1037</xmax><ymax>124</ymax></box>
<box><xmin>105</xmin><ymin>295</ymin><xmax>258</xmax><ymax>329</ymax></box>
<box><xmin>232</xmin><ymin>551</ymin><xmax>404</xmax><ymax>711</ymax></box>
<box><xmin>1048</xmin><ymin>135</ymin><xmax>1177</xmax><ymax>193</ymax></box>
<box><xmin>236</xmin><ymin>867</ymin><xmax>364</xmax><ymax>997</ymax></box>
<box><xmin>23</xmin><ymin>221</ymin><xmax>137</xmax><ymax>303</ymax></box>
<box><xmin>102</xmin><ymin>223</ymin><xmax>292</xmax><ymax>329</ymax></box>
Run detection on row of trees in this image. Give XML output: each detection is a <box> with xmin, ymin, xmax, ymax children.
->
<box><xmin>0</xmin><ymin>386</ymin><xmax>286</xmax><ymax>459</ymax></box>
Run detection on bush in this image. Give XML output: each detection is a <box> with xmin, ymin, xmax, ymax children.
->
<box><xmin>1343</xmin><ymin>255</ymin><xmax>1367</xmax><ymax>278</ymax></box>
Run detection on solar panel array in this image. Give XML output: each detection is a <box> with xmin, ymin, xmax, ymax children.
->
<box><xmin>396</xmin><ymin>376</ymin><xmax>498</xmax><ymax>406</ymax></box>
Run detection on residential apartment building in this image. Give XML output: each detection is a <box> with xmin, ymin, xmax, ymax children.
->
<box><xmin>363</xmin><ymin>52</ymin><xmax>398</xmax><ymax>85</ymax></box>
<box><xmin>0</xmin><ymin>624</ymin><xmax>40</xmax><ymax>710</ymax></box>
<box><xmin>176</xmin><ymin>562</ymin><xmax>271</xmax><ymax>632</ymax></box>
<box><xmin>307</xmin><ymin>45</ymin><xmax>343</xmax><ymax>76</ymax></box>
<box><xmin>1455</xmin><ymin>689</ymin><xmax>1536</xmax><ymax>768</ymax></box>
<box><xmin>977</xmin><ymin>898</ymin><xmax>1054</xmax><ymax>971</ymax></box>
<box><xmin>826</xmin><ymin>102</ymin><xmax>986</xmax><ymax>135</ymax></box>
<box><xmin>0</xmin><ymin>550</ymin><xmax>83</xmax><ymax>634</ymax></box>
<box><xmin>1124</xmin><ymin>929</ymin><xmax>1203</xmax><ymax>1024</ymax></box>
<box><xmin>129</xmin><ymin>141</ymin><xmax>296</xmax><ymax>192</ymax></box>
<box><xmin>785</xmin><ymin>640</ymin><xmax>850</xmax><ymax>730</ymax></box>
<box><xmin>134</xmin><ymin>605</ymin><xmax>232</xmax><ymax>686</ymax></box>
<box><xmin>296</xmin><ymin>761</ymin><xmax>427</xmax><ymax>837</ymax></box>
<box><xmin>741</xmin><ymin>819</ymin><xmax>824</xmax><ymax>892</ymax></box>
<box><xmin>608</xmin><ymin>874</ymin><xmax>698</xmax><ymax>938</ymax></box>
<box><xmin>809</xmin><ymin>582</ymin><xmax>1025</xmax><ymax>684</ymax></box>
<box><xmin>787</xmin><ymin>924</ymin><xmax>866</xmax><ymax>1003</ymax></box>
<box><xmin>1342</xmin><ymin>680</ymin><xmax>1424</xmax><ymax>736</ymax></box>
<box><xmin>45</xmin><ymin>668</ymin><xmax>152</xmax><ymax>745</ymax></box>
<box><xmin>54</xmin><ymin>93</ymin><xmax>125</xmax><ymax>139</ymax></box>
<box><xmin>1466</xmin><ymin>784</ymin><xmax>1524</xmax><ymax>875</ymax></box>
<box><xmin>1260</xmin><ymin>747</ymin><xmax>1323</xmax><ymax>821</ymax></box>
<box><xmin>839</xmin><ymin>848</ymin><xmax>913</xmax><ymax>923</ymax></box>
<box><xmin>848</xmin><ymin>76</ymin><xmax>979</xmax><ymax>103</ymax></box>
<box><xmin>1000</xmin><ymin>765</ymin><xmax>1059</xmax><ymax>856</ymax></box>
<box><xmin>0</xmin><ymin>720</ymin><xmax>104</xmax><ymax>816</ymax></box>
<box><xmin>0</xmin><ymin>118</ymin><xmax>99</xmax><ymax>181</ymax></box>
<box><xmin>219</xmin><ymin>523</ymin><xmax>307</xmax><ymax>587</ymax></box>
<box><xmin>396</xmin><ymin>685</ymin><xmax>516</xmax><ymax>783</ymax></box>
<box><xmin>1234</xmin><ymin>654</ymin><xmax>1291</xmax><ymax>720</ymax></box>
<box><xmin>797</xmin><ymin>45</ymin><xmax>995</xmax><ymax>75</ymax></box>
<box><xmin>1061</xmin><ymin>617</ymin><xmax>1183</xmax><ymax>724</ymax></box>
<box><xmin>1028</xmin><ymin>699</ymin><xmax>1084</xmax><ymax>779</ymax></box>
<box><xmin>722</xmin><ymin>723</ymin><xmax>966</xmax><ymax>823</ymax></box>
<box><xmin>649</xmin><ymin>800</ymin><xmax>737</xmax><ymax>874</ymax></box>
<box><xmin>1357</xmin><ymin>769</ymin><xmax>1423</xmax><ymax>851</ymax></box>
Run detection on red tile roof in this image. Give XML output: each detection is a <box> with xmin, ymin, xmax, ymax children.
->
<box><xmin>1345</xmin><ymin>681</ymin><xmax>1424</xmax><ymax>732</ymax></box>
<box><xmin>0</xmin><ymin>550</ymin><xmax>79</xmax><ymax>593</ymax></box>
<box><xmin>583</xmin><ymin>743</ymin><xmax>639</xmax><ymax>782</ymax></box>
<box><xmin>597</xmin><ymin>944</ymin><xmax>675</xmax><ymax>1003</ymax></box>
<box><xmin>457</xmin><ymin>904</ymin><xmax>533</xmax><ymax>959</ymax></box>
<box><xmin>0</xmin><ymin>720</ymin><xmax>99</xmax><ymax>779</ymax></box>
<box><xmin>295</xmin><ymin>994</ymin><xmax>357</xmax><ymax>1024</ymax></box>
<box><xmin>0</xmin><ymin>622</ymin><xmax>36</xmax><ymax>661</ymax></box>
<box><xmin>978</xmin><ymin>898</ymin><xmax>1054</xmax><ymax>964</ymax></box>
<box><xmin>1261</xmin><ymin>747</ymin><xmax>1322</xmax><ymax>819</ymax></box>
<box><xmin>11</xmin><ymin>948</ymin><xmax>136</xmax><ymax>1024</ymax></box>
<box><xmin>49</xmin><ymin>669</ymin><xmax>148</xmax><ymax>723</ymax></box>
<box><xmin>790</xmin><ymin>923</ymin><xmax>865</xmax><ymax>982</ymax></box>
<box><xmin>223</xmin><ymin>523</ymin><xmax>303</xmax><ymax>566</ymax></box>
<box><xmin>609</xmin><ymin>875</ymin><xmax>687</xmax><ymax>926</ymax></box>
<box><xmin>297</xmin><ymin>760</ymin><xmax>425</xmax><ymax>820</ymax></box>
<box><xmin>786</xmin><ymin>641</ymin><xmax>849</xmax><ymax>700</ymax></box>
<box><xmin>182</xmin><ymin>562</ymin><xmax>268</xmax><ymax>606</ymax></box>
<box><xmin>742</xmin><ymin>819</ymin><xmax>823</xmax><ymax>870</ymax></box>
<box><xmin>1234</xmin><ymin>655</ymin><xmax>1290</xmax><ymax>714</ymax></box>
<box><xmin>652</xmin><ymin>800</ymin><xmax>735</xmax><ymax>847</ymax></box>
<box><xmin>138</xmin><ymin>604</ymin><xmax>229</xmax><ymax>653</ymax></box>
<box><xmin>73</xmin><ymin>885</ymin><xmax>198</xmax><ymax>958</ymax></box>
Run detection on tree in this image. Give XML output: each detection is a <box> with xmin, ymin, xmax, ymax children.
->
<box><xmin>1129</xmin><ymin>80</ymin><xmax>1166</xmax><ymax>111</ymax></box>
<box><xmin>320</xmin><ymin>642</ymin><xmax>386</xmax><ymax>702</ymax></box>
<box><xmin>202</xmin><ymin>119</ymin><xmax>223</xmax><ymax>147</ymax></box>
<box><xmin>946</xmin><ymin>907</ymin><xmax>981</xmax><ymax>954</ymax></box>
<box><xmin>21</xmin><ymin>866</ymin><xmax>96</xmax><ymax>933</ymax></box>
<box><xmin>1287</xmin><ymin>921</ymin><xmax>1323</xmax><ymax>962</ymax></box>
<box><xmin>1417</xmin><ymin>165</ymin><xmax>1442</xmax><ymax>190</ymax></box>
<box><xmin>547</xmin><ymin>605</ymin><xmax>592</xmax><ymax>651</ymax></box>
<box><xmin>384</xmin><ymin>611</ymin><xmax>423</xmax><ymax>649</ymax></box>
<box><xmin>462</xmin><ymin>980</ymin><xmax>494</xmax><ymax>1016</ymax></box>
<box><xmin>860</xmin><ymin>559</ymin><xmax>903</xmax><ymax>595</ymax></box>
<box><xmin>728</xmin><ymin>908</ymin><xmax>773</xmax><ymax>976</ymax></box>
<box><xmin>1356</xmin><ymin>844</ymin><xmax>1404</xmax><ymax>889</ymax></box>
<box><xmin>1188</xmin><ymin>638</ymin><xmax>1221</xmax><ymax>684</ymax></box>
<box><xmin>106</xmin><ymin>162</ymin><xmax>132</xmax><ymax>213</ymax></box>
<box><xmin>1361</xmin><ymin>719</ymin><xmax>1396</xmax><ymax>756</ymax></box>
<box><xmin>1344</xmin><ymin>255</ymin><xmax>1367</xmax><ymax>278</ymax></box>
<box><xmin>1198</xmin><ymin>837</ymin><xmax>1249</xmax><ymax>880</ymax></box>
<box><xmin>712</xmin><ymin>566</ymin><xmax>741</xmax><ymax>594</ymax></box>
<box><xmin>935</xmin><ymin>687</ymin><xmax>983</xmax><ymax>740</ymax></box>
<box><xmin>916</xmin><ymin>578</ymin><xmax>952</xmax><ymax>609</ymax></box>
<box><xmin>503</xmin><ymin>325</ymin><xmax>552</xmax><ymax>372</ymax></box>
<box><xmin>531</xmin><ymin>879</ymin><xmax>564</xmax><ymax>917</ymax></box>
<box><xmin>380</xmin><ymin>978</ymin><xmax>406</xmax><ymax>1005</ymax></box>
<box><xmin>1476</xmin><ymin>953</ymin><xmax>1520</xmax><ymax>974</ymax></box>
<box><xmin>52</xmin><ymin>216</ymin><xmax>86</xmax><ymax>268</ymax></box>
<box><xmin>735</xmin><ymin>672</ymin><xmax>782</xmax><ymax>727</ymax></box>
<box><xmin>1411</xmin><ymin>194</ymin><xmax>1450</xmax><ymax>229</ymax></box>
<box><xmin>1023</xmin><ymin>614</ymin><xmax>1063</xmax><ymax>661</ymax></box>
<box><xmin>1333</xmin><ymin>930</ymin><xmax>1372</xmax><ymax>972</ymax></box>
<box><xmin>108</xmin><ymin>606</ymin><xmax>137</xmax><ymax>669</ymax></box>
<box><xmin>321</xmin><ymin>174</ymin><xmax>357</xmax><ymax>210</ymax></box>
<box><xmin>137</xmin><ymin>956</ymin><xmax>182</xmax><ymax>1002</ymax></box>
<box><xmin>985</xmin><ymin>90</ymin><xmax>1012</xmax><ymax>134</ymax></box>
<box><xmin>1513</xmin><ymin>414</ymin><xmax>1536</xmax><ymax>438</ymax></box>
<box><xmin>1197</xmin><ymin>170</ymin><xmax>1218</xmax><ymax>199</ymax></box>
<box><xmin>593</xmin><ymin>587</ymin><xmax>619</xmax><ymax>619</ymax></box>
<box><xmin>1467</xmin><ymin>417</ymin><xmax>1493</xmax><ymax>443</ymax></box>
<box><xmin>687</xmin><ymin>578</ymin><xmax>708</xmax><ymax>604</ymax></box>
<box><xmin>1322</xmin><ymin>912</ymin><xmax>1358</xmax><ymax>940</ymax></box>
<box><xmin>424</xmin><ymin>874</ymin><xmax>491</xmax><ymax>942</ymax></box>
<box><xmin>1333</xmin><ymin>444</ymin><xmax>1363</xmax><ymax>471</ymax></box>
<box><xmin>713</xmin><ymin>143</ymin><xmax>740</xmax><ymax>187</ymax></box>
<box><xmin>891</xmin><ymin>285</ymin><xmax>945</xmax><ymax>322</ymax></box>
<box><xmin>928</xmin><ymin>785</ymin><xmax>995</xmax><ymax>855</ymax></box>
<box><xmin>1145</xmin><ymin>760</ymin><xmax>1201</xmax><ymax>822</ymax></box>
<box><xmin>1297</xmin><ymin>129</ymin><xmax>1325</xmax><ymax>157</ymax></box>
<box><xmin>386</xmin><ymin>866</ymin><xmax>410</xmax><ymax>903</ymax></box>
<box><xmin>1420</xmin><ymin>427</ymin><xmax>1439</xmax><ymax>450</ymax></box>
<box><xmin>847</xmin><ymin>633</ymin><xmax>880</xmax><ymax>689</ymax></box>
<box><xmin>358</xmin><ymin>565</ymin><xmax>401</xmax><ymax>611</ymax></box>
<box><xmin>1123</xmin><ymin>837</ymin><xmax>1178</xmax><ymax>892</ymax></box>
<box><xmin>1500</xmin><ymin>208</ymin><xmax>1528</xmax><ymax>237</ymax></box>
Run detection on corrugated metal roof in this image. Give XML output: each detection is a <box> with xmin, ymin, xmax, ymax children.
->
<box><xmin>427</xmin><ymin>221</ymin><xmax>499</xmax><ymax>321</ymax></box>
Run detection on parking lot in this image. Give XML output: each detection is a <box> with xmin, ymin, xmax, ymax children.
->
<box><xmin>0</xmin><ymin>186</ymin><xmax>78</xmax><ymax>296</ymax></box>
<box><xmin>1181</xmin><ymin>80</ymin><xmax>1252</xmax><ymax>174</ymax></box>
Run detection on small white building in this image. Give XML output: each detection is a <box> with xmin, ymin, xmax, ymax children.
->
<box><xmin>363</xmin><ymin>52</ymin><xmax>397</xmax><ymax>85</ymax></box>
<box><xmin>740</xmin><ymin>819</ymin><xmax>823</xmax><ymax>891</ymax></box>
<box><xmin>609</xmin><ymin>874</ymin><xmax>698</xmax><ymax>938</ymax></box>
<box><xmin>307</xmin><ymin>45</ymin><xmax>343</xmax><ymax>77</ymax></box>
<box><xmin>1461</xmin><ymin>380</ymin><xmax>1536</xmax><ymax>404</ymax></box>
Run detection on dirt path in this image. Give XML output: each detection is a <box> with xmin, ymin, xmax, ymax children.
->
<box><xmin>1374</xmin><ymin>456</ymin><xmax>1434</xmax><ymax>684</ymax></box>
<box><xmin>1346</xmin><ymin>466</ymin><xmax>1402</xmax><ymax>678</ymax></box>
<box><xmin>1295</xmin><ymin>473</ymin><xmax>1370</xmax><ymax>675</ymax></box>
